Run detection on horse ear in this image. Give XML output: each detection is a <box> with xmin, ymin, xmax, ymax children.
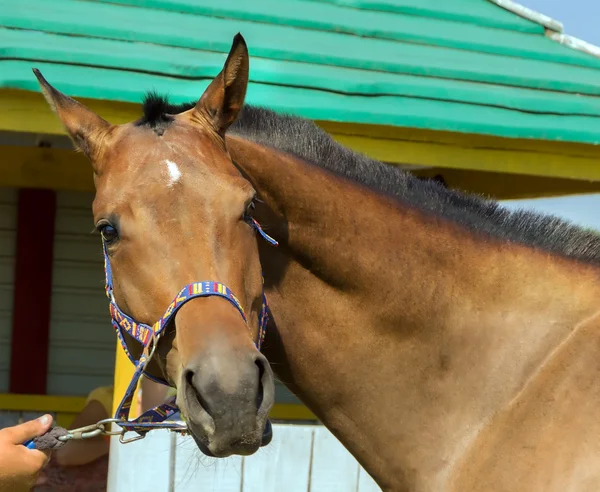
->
<box><xmin>32</xmin><ymin>69</ymin><xmax>111</xmax><ymax>162</ymax></box>
<box><xmin>195</xmin><ymin>33</ymin><xmax>249</xmax><ymax>136</ymax></box>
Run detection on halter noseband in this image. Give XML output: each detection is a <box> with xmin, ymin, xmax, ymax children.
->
<box><xmin>104</xmin><ymin>218</ymin><xmax>278</xmax><ymax>439</ymax></box>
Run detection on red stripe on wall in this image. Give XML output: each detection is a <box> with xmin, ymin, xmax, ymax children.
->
<box><xmin>10</xmin><ymin>189</ymin><xmax>56</xmax><ymax>394</ymax></box>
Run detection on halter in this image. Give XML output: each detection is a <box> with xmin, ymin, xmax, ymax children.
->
<box><xmin>104</xmin><ymin>218</ymin><xmax>278</xmax><ymax>440</ymax></box>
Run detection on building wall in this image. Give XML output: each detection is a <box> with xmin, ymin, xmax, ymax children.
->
<box><xmin>47</xmin><ymin>191</ymin><xmax>115</xmax><ymax>396</ymax></box>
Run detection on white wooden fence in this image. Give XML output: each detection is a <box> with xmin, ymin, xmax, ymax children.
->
<box><xmin>108</xmin><ymin>423</ymin><xmax>381</xmax><ymax>491</ymax></box>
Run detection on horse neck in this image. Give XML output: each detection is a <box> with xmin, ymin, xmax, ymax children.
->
<box><xmin>227</xmin><ymin>136</ymin><xmax>600</xmax><ymax>490</ymax></box>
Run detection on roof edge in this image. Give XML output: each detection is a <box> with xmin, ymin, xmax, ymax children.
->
<box><xmin>487</xmin><ymin>0</ymin><xmax>564</xmax><ymax>33</ymax></box>
<box><xmin>487</xmin><ymin>0</ymin><xmax>600</xmax><ymax>60</ymax></box>
<box><xmin>547</xmin><ymin>32</ymin><xmax>600</xmax><ymax>60</ymax></box>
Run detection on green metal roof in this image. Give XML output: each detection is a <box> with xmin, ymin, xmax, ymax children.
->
<box><xmin>2</xmin><ymin>0</ymin><xmax>600</xmax><ymax>144</ymax></box>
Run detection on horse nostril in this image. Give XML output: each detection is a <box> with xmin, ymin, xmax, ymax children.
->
<box><xmin>184</xmin><ymin>368</ymin><xmax>211</xmax><ymax>416</ymax></box>
<box><xmin>184</xmin><ymin>367</ymin><xmax>195</xmax><ymax>391</ymax></box>
<box><xmin>254</xmin><ymin>355</ymin><xmax>273</xmax><ymax>412</ymax></box>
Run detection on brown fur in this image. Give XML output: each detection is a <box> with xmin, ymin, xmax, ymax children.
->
<box><xmin>33</xmin><ymin>35</ymin><xmax>600</xmax><ymax>491</ymax></box>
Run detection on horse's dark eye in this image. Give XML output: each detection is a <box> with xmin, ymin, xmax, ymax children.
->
<box><xmin>243</xmin><ymin>199</ymin><xmax>256</xmax><ymax>220</ymax></box>
<box><xmin>99</xmin><ymin>223</ymin><xmax>119</xmax><ymax>244</ymax></box>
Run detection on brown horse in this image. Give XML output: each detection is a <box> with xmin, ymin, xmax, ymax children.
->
<box><xmin>34</xmin><ymin>34</ymin><xmax>600</xmax><ymax>491</ymax></box>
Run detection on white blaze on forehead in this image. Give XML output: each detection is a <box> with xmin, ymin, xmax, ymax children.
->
<box><xmin>164</xmin><ymin>159</ymin><xmax>182</xmax><ymax>187</ymax></box>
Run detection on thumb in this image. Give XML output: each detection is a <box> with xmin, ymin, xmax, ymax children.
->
<box><xmin>2</xmin><ymin>414</ymin><xmax>53</xmax><ymax>444</ymax></box>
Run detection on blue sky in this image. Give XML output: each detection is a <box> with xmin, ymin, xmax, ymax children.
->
<box><xmin>501</xmin><ymin>195</ymin><xmax>600</xmax><ymax>231</ymax></box>
<box><xmin>519</xmin><ymin>0</ymin><xmax>600</xmax><ymax>45</ymax></box>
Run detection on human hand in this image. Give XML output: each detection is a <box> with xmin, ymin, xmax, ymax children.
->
<box><xmin>0</xmin><ymin>415</ymin><xmax>53</xmax><ymax>492</ymax></box>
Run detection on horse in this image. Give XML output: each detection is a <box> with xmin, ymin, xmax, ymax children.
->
<box><xmin>34</xmin><ymin>34</ymin><xmax>600</xmax><ymax>491</ymax></box>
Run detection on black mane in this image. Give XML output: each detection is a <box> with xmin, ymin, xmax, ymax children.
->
<box><xmin>141</xmin><ymin>93</ymin><xmax>600</xmax><ymax>266</ymax></box>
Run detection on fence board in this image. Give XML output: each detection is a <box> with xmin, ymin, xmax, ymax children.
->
<box><xmin>107</xmin><ymin>429</ymin><xmax>173</xmax><ymax>492</ymax></box>
<box><xmin>173</xmin><ymin>434</ymin><xmax>243</xmax><ymax>492</ymax></box>
<box><xmin>309</xmin><ymin>426</ymin><xmax>360</xmax><ymax>491</ymax></box>
<box><xmin>358</xmin><ymin>467</ymin><xmax>382</xmax><ymax>492</ymax></box>
<box><xmin>242</xmin><ymin>424</ymin><xmax>314</xmax><ymax>492</ymax></box>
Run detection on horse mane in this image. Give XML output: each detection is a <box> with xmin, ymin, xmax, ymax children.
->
<box><xmin>140</xmin><ymin>93</ymin><xmax>600</xmax><ymax>266</ymax></box>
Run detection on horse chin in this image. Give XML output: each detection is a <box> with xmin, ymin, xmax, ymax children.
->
<box><xmin>191</xmin><ymin>435</ymin><xmax>216</xmax><ymax>457</ymax></box>
<box><xmin>189</xmin><ymin>418</ymin><xmax>273</xmax><ymax>458</ymax></box>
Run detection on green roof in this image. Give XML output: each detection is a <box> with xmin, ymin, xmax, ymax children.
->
<box><xmin>2</xmin><ymin>0</ymin><xmax>600</xmax><ymax>144</ymax></box>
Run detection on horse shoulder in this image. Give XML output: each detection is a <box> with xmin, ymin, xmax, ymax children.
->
<box><xmin>449</xmin><ymin>310</ymin><xmax>600</xmax><ymax>492</ymax></box>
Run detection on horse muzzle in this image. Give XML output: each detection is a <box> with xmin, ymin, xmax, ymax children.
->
<box><xmin>181</xmin><ymin>348</ymin><xmax>275</xmax><ymax>457</ymax></box>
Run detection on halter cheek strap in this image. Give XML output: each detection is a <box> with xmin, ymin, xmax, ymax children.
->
<box><xmin>104</xmin><ymin>219</ymin><xmax>278</xmax><ymax>438</ymax></box>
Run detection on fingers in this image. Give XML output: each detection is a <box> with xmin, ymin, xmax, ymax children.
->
<box><xmin>0</xmin><ymin>414</ymin><xmax>53</xmax><ymax>444</ymax></box>
<box><xmin>24</xmin><ymin>447</ymin><xmax>51</xmax><ymax>468</ymax></box>
<box><xmin>14</xmin><ymin>446</ymin><xmax>52</xmax><ymax>487</ymax></box>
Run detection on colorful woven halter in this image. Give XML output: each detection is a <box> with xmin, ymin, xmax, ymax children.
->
<box><xmin>104</xmin><ymin>218</ymin><xmax>278</xmax><ymax>439</ymax></box>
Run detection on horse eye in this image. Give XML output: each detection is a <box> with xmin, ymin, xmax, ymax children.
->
<box><xmin>243</xmin><ymin>199</ymin><xmax>256</xmax><ymax>220</ymax></box>
<box><xmin>99</xmin><ymin>223</ymin><xmax>119</xmax><ymax>244</ymax></box>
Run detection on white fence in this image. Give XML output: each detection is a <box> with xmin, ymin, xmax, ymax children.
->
<box><xmin>108</xmin><ymin>423</ymin><xmax>381</xmax><ymax>491</ymax></box>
